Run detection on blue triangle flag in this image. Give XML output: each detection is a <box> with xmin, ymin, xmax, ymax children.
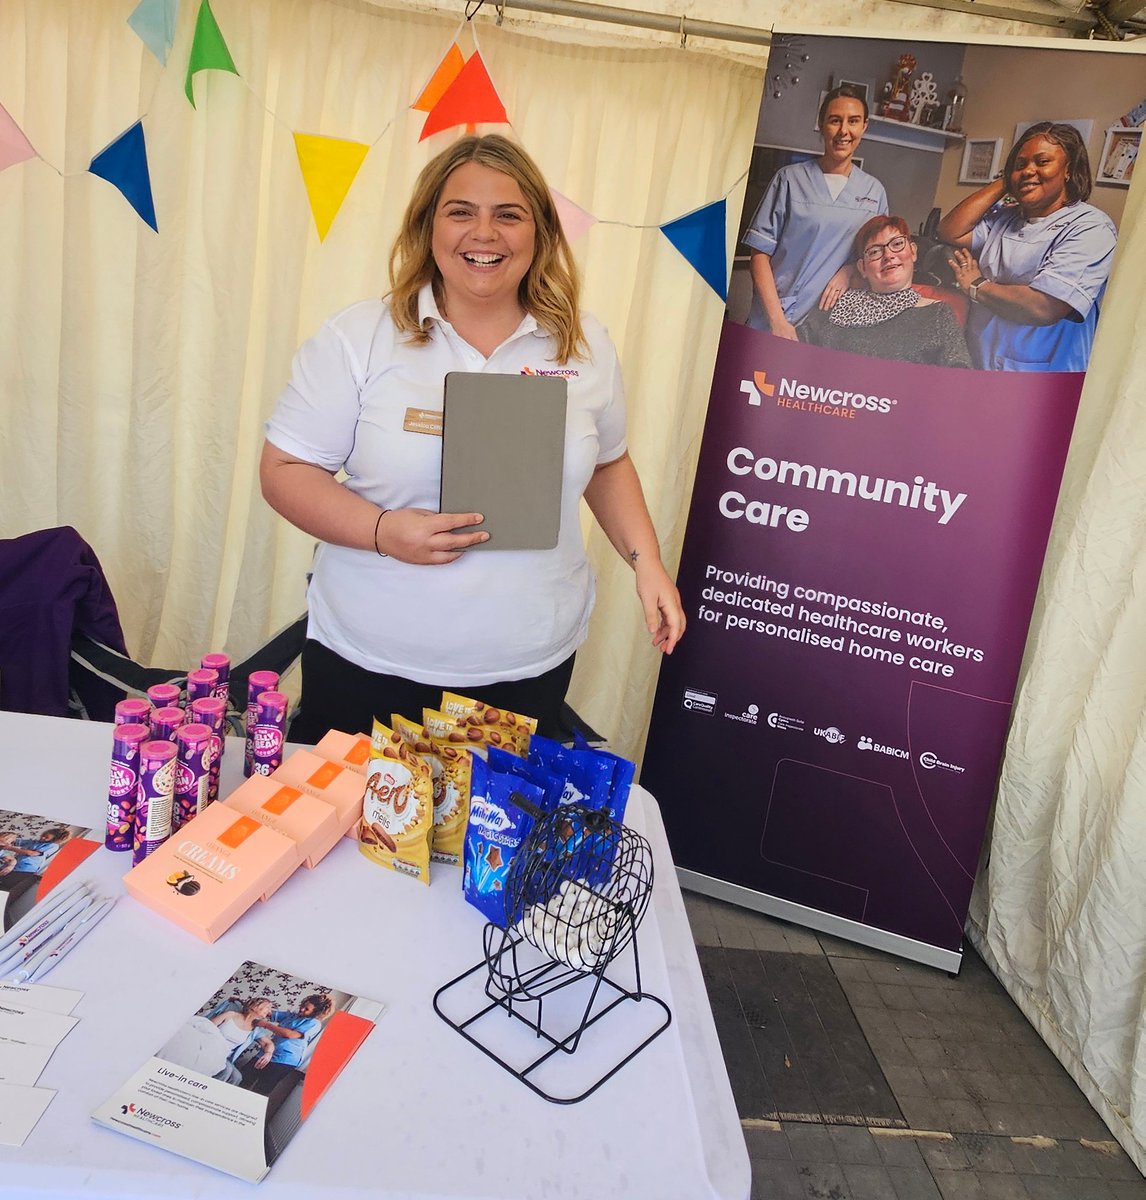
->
<box><xmin>127</xmin><ymin>0</ymin><xmax>178</xmax><ymax>65</ymax></box>
<box><xmin>660</xmin><ymin>199</ymin><xmax>727</xmax><ymax>301</ymax></box>
<box><xmin>89</xmin><ymin>121</ymin><xmax>158</xmax><ymax>232</ymax></box>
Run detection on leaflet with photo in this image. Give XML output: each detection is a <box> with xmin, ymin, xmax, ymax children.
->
<box><xmin>92</xmin><ymin>960</ymin><xmax>383</xmax><ymax>1183</ymax></box>
<box><xmin>0</xmin><ymin>807</ymin><xmax>99</xmax><ymax>934</ymax></box>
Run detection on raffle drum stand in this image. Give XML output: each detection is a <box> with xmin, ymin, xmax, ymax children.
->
<box><xmin>433</xmin><ymin>802</ymin><xmax>671</xmax><ymax>1104</ymax></box>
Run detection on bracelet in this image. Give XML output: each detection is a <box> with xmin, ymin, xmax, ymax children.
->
<box><xmin>373</xmin><ymin>509</ymin><xmax>390</xmax><ymax>558</ymax></box>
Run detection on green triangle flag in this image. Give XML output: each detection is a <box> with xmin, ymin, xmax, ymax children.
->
<box><xmin>185</xmin><ymin>0</ymin><xmax>239</xmax><ymax>108</ymax></box>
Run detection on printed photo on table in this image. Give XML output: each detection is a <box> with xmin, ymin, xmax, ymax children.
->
<box><xmin>727</xmin><ymin>33</ymin><xmax>1142</xmax><ymax>372</ymax></box>
<box><xmin>154</xmin><ymin>960</ymin><xmax>352</xmax><ymax>1163</ymax></box>
<box><xmin>0</xmin><ymin>808</ymin><xmax>96</xmax><ymax>931</ymax></box>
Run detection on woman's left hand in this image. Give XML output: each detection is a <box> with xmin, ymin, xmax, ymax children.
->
<box><xmin>947</xmin><ymin>247</ymin><xmax>984</xmax><ymax>292</ymax></box>
<box><xmin>636</xmin><ymin>561</ymin><xmax>686</xmax><ymax>654</ymax></box>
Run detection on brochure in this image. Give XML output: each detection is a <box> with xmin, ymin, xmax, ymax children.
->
<box><xmin>0</xmin><ymin>807</ymin><xmax>100</xmax><ymax>933</ymax></box>
<box><xmin>92</xmin><ymin>960</ymin><xmax>383</xmax><ymax>1182</ymax></box>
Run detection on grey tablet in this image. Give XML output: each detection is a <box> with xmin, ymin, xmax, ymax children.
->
<box><xmin>440</xmin><ymin>371</ymin><xmax>568</xmax><ymax>551</ymax></box>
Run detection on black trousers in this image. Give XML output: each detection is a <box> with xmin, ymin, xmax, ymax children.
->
<box><xmin>288</xmin><ymin>639</ymin><xmax>576</xmax><ymax>745</ymax></box>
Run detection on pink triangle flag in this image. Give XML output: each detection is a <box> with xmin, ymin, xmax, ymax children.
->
<box><xmin>0</xmin><ymin>103</ymin><xmax>36</xmax><ymax>173</ymax></box>
<box><xmin>551</xmin><ymin>189</ymin><xmax>597</xmax><ymax>244</ymax></box>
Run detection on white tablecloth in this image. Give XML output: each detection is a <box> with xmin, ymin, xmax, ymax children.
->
<box><xmin>0</xmin><ymin>712</ymin><xmax>749</xmax><ymax>1200</ymax></box>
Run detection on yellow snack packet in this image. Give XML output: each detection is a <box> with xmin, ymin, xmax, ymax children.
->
<box><xmin>438</xmin><ymin>692</ymin><xmax>537</xmax><ymax>756</ymax></box>
<box><xmin>391</xmin><ymin>713</ymin><xmax>468</xmax><ymax>867</ymax></box>
<box><xmin>358</xmin><ymin>719</ymin><xmax>433</xmax><ymax>884</ymax></box>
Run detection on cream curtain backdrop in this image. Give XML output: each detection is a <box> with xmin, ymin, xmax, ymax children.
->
<box><xmin>965</xmin><ymin>168</ymin><xmax>1146</xmax><ymax>1172</ymax></box>
<box><xmin>0</xmin><ymin>0</ymin><xmax>759</xmax><ymax>757</ymax></box>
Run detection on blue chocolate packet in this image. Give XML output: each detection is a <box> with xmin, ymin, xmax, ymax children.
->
<box><xmin>463</xmin><ymin>753</ymin><xmax>545</xmax><ymax>928</ymax></box>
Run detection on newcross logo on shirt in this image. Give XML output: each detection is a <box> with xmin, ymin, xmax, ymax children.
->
<box><xmin>521</xmin><ymin>366</ymin><xmax>580</xmax><ymax>378</ymax></box>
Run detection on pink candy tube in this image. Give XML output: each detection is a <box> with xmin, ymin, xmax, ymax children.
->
<box><xmin>133</xmin><ymin>739</ymin><xmax>177</xmax><ymax>864</ymax></box>
<box><xmin>243</xmin><ymin>670</ymin><xmax>280</xmax><ymax>778</ymax></box>
<box><xmin>150</xmin><ymin>705</ymin><xmax>186</xmax><ymax>742</ymax></box>
<box><xmin>186</xmin><ymin>668</ymin><xmax>219</xmax><ymax>705</ymax></box>
<box><xmin>106</xmin><ymin>722</ymin><xmax>149</xmax><ymax>852</ymax></box>
<box><xmin>200</xmin><ymin>653</ymin><xmax>230</xmax><ymax>706</ymax></box>
<box><xmin>190</xmin><ymin>696</ymin><xmax>227</xmax><ymax>805</ymax></box>
<box><xmin>173</xmin><ymin>723</ymin><xmax>213</xmax><ymax>831</ymax></box>
<box><xmin>115</xmin><ymin>698</ymin><xmax>151</xmax><ymax>727</ymax></box>
<box><xmin>250</xmin><ymin>691</ymin><xmax>289</xmax><ymax>777</ymax></box>
<box><xmin>147</xmin><ymin>683</ymin><xmax>181</xmax><ymax>710</ymax></box>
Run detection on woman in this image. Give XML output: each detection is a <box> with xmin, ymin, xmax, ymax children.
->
<box><xmin>938</xmin><ymin>122</ymin><xmax>1117</xmax><ymax>372</ymax></box>
<box><xmin>744</xmin><ymin>85</ymin><xmax>888</xmax><ymax>339</ymax></box>
<box><xmin>158</xmin><ymin>997</ymin><xmax>275</xmax><ymax>1083</ymax></box>
<box><xmin>261</xmin><ymin>135</ymin><xmax>685</xmax><ymax>742</ymax></box>
<box><xmin>798</xmin><ymin>216</ymin><xmax>971</xmax><ymax>368</ymax></box>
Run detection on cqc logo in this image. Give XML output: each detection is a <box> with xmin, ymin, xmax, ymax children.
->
<box><xmin>857</xmin><ymin>735</ymin><xmax>909</xmax><ymax>760</ymax></box>
<box><xmin>919</xmin><ymin>751</ymin><xmax>966</xmax><ymax>774</ymax></box>
<box><xmin>740</xmin><ymin>371</ymin><xmax>775</xmax><ymax>406</ymax></box>
<box><xmin>682</xmin><ymin>688</ymin><xmax>717</xmax><ymax>714</ymax></box>
<box><xmin>814</xmin><ymin>726</ymin><xmax>846</xmax><ymax>745</ymax></box>
<box><xmin>740</xmin><ymin>367</ymin><xmax>896</xmax><ymax>417</ymax></box>
<box><xmin>767</xmin><ymin>712</ymin><xmax>804</xmax><ymax>732</ymax></box>
<box><xmin>724</xmin><ymin>703</ymin><xmax>759</xmax><ymax>726</ymax></box>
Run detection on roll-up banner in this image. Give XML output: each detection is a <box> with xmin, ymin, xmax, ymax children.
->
<box><xmin>642</xmin><ymin>32</ymin><xmax>1145</xmax><ymax>971</ymax></box>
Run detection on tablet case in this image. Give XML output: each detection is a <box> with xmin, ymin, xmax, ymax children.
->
<box><xmin>440</xmin><ymin>372</ymin><xmax>568</xmax><ymax>551</ymax></box>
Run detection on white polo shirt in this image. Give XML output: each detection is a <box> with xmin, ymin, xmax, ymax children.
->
<box><xmin>265</xmin><ymin>287</ymin><xmax>627</xmax><ymax>686</ymax></box>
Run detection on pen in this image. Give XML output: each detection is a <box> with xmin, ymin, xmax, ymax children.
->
<box><xmin>0</xmin><ymin>890</ymin><xmax>95</xmax><ymax>974</ymax></box>
<box><xmin>0</xmin><ymin>879</ymin><xmax>89</xmax><ymax>956</ymax></box>
<box><xmin>15</xmin><ymin>896</ymin><xmax>116</xmax><ymax>984</ymax></box>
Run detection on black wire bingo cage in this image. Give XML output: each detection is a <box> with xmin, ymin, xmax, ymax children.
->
<box><xmin>433</xmin><ymin>800</ymin><xmax>671</xmax><ymax>1104</ymax></box>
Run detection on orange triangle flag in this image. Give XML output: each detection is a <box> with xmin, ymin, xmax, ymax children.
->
<box><xmin>412</xmin><ymin>44</ymin><xmax>465</xmax><ymax>113</ymax></box>
<box><xmin>419</xmin><ymin>52</ymin><xmax>508</xmax><ymax>141</ymax></box>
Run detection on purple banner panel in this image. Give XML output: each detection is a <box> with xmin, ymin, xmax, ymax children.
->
<box><xmin>642</xmin><ymin>320</ymin><xmax>1081</xmax><ymax>958</ymax></box>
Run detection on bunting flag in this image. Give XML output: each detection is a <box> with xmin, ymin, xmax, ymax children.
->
<box><xmin>659</xmin><ymin>199</ymin><xmax>728</xmax><ymax>301</ymax></box>
<box><xmin>88</xmin><ymin>121</ymin><xmax>158</xmax><ymax>231</ymax></box>
<box><xmin>551</xmin><ymin>189</ymin><xmax>597</xmax><ymax>244</ymax></box>
<box><xmin>185</xmin><ymin>0</ymin><xmax>239</xmax><ymax>108</ymax></box>
<box><xmin>294</xmin><ymin>134</ymin><xmax>370</xmax><ymax>242</ymax></box>
<box><xmin>419</xmin><ymin>52</ymin><xmax>507</xmax><ymax>141</ymax></box>
<box><xmin>412</xmin><ymin>44</ymin><xmax>465</xmax><ymax>113</ymax></box>
<box><xmin>0</xmin><ymin>102</ymin><xmax>36</xmax><ymax>173</ymax></box>
<box><xmin>127</xmin><ymin>0</ymin><xmax>178</xmax><ymax>65</ymax></box>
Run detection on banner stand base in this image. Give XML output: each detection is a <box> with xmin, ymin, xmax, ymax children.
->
<box><xmin>676</xmin><ymin>867</ymin><xmax>963</xmax><ymax>975</ymax></box>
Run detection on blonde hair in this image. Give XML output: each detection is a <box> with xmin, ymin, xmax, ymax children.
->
<box><xmin>388</xmin><ymin>135</ymin><xmax>586</xmax><ymax>363</ymax></box>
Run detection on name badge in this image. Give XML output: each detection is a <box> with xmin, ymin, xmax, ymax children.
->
<box><xmin>403</xmin><ymin>408</ymin><xmax>443</xmax><ymax>436</ymax></box>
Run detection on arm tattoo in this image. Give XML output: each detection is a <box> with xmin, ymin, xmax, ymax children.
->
<box><xmin>629</xmin><ymin>549</ymin><xmax>639</xmax><ymax>564</ymax></box>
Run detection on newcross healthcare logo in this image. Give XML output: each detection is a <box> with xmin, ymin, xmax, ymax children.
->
<box><xmin>120</xmin><ymin>1102</ymin><xmax>182</xmax><ymax>1129</ymax></box>
<box><xmin>740</xmin><ymin>367</ymin><xmax>896</xmax><ymax>417</ymax></box>
<box><xmin>521</xmin><ymin>366</ymin><xmax>579</xmax><ymax>378</ymax></box>
<box><xmin>739</xmin><ymin>371</ymin><xmax>775</xmax><ymax>405</ymax></box>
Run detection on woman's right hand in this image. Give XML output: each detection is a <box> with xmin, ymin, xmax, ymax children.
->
<box><xmin>376</xmin><ymin>508</ymin><xmax>490</xmax><ymax>564</ymax></box>
<box><xmin>770</xmin><ymin>316</ymin><xmax>799</xmax><ymax>342</ymax></box>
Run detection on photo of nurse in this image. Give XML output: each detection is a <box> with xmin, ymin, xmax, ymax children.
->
<box><xmin>743</xmin><ymin>84</ymin><xmax>889</xmax><ymax>340</ymax></box>
<box><xmin>939</xmin><ymin>121</ymin><xmax>1118</xmax><ymax>372</ymax></box>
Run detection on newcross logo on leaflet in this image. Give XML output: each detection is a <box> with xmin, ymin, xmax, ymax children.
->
<box><xmin>741</xmin><ymin>369</ymin><xmax>896</xmax><ymax>416</ymax></box>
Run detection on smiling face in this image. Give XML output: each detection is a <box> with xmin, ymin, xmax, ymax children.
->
<box><xmin>431</xmin><ymin>162</ymin><xmax>536</xmax><ymax>318</ymax></box>
<box><xmin>1009</xmin><ymin>136</ymin><xmax>1070</xmax><ymax>219</ymax></box>
<box><xmin>857</xmin><ymin>226</ymin><xmax>917</xmax><ymax>294</ymax></box>
<box><xmin>819</xmin><ymin>97</ymin><xmax>868</xmax><ymax>169</ymax></box>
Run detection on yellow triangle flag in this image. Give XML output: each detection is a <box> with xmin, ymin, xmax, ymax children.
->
<box><xmin>293</xmin><ymin>133</ymin><xmax>370</xmax><ymax>242</ymax></box>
